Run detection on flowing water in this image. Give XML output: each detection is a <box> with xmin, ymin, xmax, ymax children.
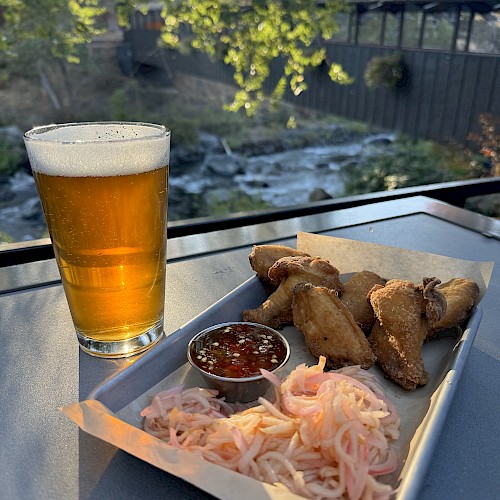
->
<box><xmin>0</xmin><ymin>132</ymin><xmax>394</xmax><ymax>242</ymax></box>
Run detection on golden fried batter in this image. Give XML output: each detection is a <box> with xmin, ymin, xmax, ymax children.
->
<box><xmin>248</xmin><ymin>244</ymin><xmax>309</xmax><ymax>284</ymax></box>
<box><xmin>292</xmin><ymin>283</ymin><xmax>376</xmax><ymax>369</ymax></box>
<box><xmin>341</xmin><ymin>270</ymin><xmax>386</xmax><ymax>333</ymax></box>
<box><xmin>243</xmin><ymin>256</ymin><xmax>343</xmax><ymax>329</ymax></box>
<box><xmin>427</xmin><ymin>278</ymin><xmax>480</xmax><ymax>338</ymax></box>
<box><xmin>368</xmin><ymin>279</ymin><xmax>429</xmax><ymax>390</ymax></box>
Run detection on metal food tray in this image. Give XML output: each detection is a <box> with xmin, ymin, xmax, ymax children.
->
<box><xmin>88</xmin><ymin>275</ymin><xmax>483</xmax><ymax>500</ymax></box>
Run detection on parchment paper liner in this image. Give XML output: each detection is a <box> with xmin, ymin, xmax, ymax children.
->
<box><xmin>61</xmin><ymin>233</ymin><xmax>494</xmax><ymax>500</ymax></box>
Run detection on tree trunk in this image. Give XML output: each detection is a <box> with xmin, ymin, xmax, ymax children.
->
<box><xmin>37</xmin><ymin>61</ymin><xmax>61</xmax><ymax>111</ymax></box>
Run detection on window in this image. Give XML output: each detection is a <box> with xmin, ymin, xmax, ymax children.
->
<box><xmin>422</xmin><ymin>11</ymin><xmax>455</xmax><ymax>50</ymax></box>
<box><xmin>331</xmin><ymin>13</ymin><xmax>350</xmax><ymax>42</ymax></box>
<box><xmin>384</xmin><ymin>11</ymin><xmax>402</xmax><ymax>47</ymax></box>
<box><xmin>469</xmin><ymin>12</ymin><xmax>500</xmax><ymax>54</ymax></box>
<box><xmin>456</xmin><ymin>9</ymin><xmax>472</xmax><ymax>51</ymax></box>
<box><xmin>358</xmin><ymin>12</ymin><xmax>383</xmax><ymax>45</ymax></box>
<box><xmin>401</xmin><ymin>10</ymin><xmax>423</xmax><ymax>48</ymax></box>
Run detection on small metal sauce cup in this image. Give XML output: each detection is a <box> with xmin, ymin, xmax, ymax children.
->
<box><xmin>187</xmin><ymin>322</ymin><xmax>290</xmax><ymax>403</ymax></box>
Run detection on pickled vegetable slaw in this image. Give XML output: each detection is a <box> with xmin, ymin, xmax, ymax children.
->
<box><xmin>141</xmin><ymin>357</ymin><xmax>400</xmax><ymax>499</ymax></box>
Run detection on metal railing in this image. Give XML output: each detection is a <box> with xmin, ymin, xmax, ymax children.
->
<box><xmin>1</xmin><ymin>176</ymin><xmax>499</xmax><ymax>268</ymax></box>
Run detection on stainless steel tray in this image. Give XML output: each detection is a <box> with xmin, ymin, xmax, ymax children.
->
<box><xmin>88</xmin><ymin>275</ymin><xmax>483</xmax><ymax>500</ymax></box>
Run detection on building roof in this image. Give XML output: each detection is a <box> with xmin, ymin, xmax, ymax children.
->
<box><xmin>348</xmin><ymin>0</ymin><xmax>499</xmax><ymax>9</ymax></box>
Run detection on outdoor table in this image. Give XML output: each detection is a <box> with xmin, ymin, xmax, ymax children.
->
<box><xmin>1</xmin><ymin>195</ymin><xmax>499</xmax><ymax>499</ymax></box>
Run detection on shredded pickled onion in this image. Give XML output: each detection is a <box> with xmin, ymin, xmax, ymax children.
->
<box><xmin>141</xmin><ymin>356</ymin><xmax>400</xmax><ymax>499</ymax></box>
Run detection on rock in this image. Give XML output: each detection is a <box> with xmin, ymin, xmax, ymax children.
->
<box><xmin>0</xmin><ymin>184</ymin><xmax>15</xmax><ymax>201</ymax></box>
<box><xmin>169</xmin><ymin>132</ymin><xmax>229</xmax><ymax>173</ymax></box>
<box><xmin>20</xmin><ymin>197</ymin><xmax>43</xmax><ymax>220</ymax></box>
<box><xmin>0</xmin><ymin>125</ymin><xmax>30</xmax><ymax>173</ymax></box>
<box><xmin>339</xmin><ymin>159</ymin><xmax>360</xmax><ymax>171</ymax></box>
<box><xmin>204</xmin><ymin>153</ymin><xmax>247</xmax><ymax>177</ymax></box>
<box><xmin>327</xmin><ymin>154</ymin><xmax>356</xmax><ymax>164</ymax></box>
<box><xmin>0</xmin><ymin>125</ymin><xmax>24</xmax><ymax>146</ymax></box>
<box><xmin>235</xmin><ymin>138</ymin><xmax>286</xmax><ymax>157</ymax></box>
<box><xmin>199</xmin><ymin>132</ymin><xmax>225</xmax><ymax>154</ymax></box>
<box><xmin>465</xmin><ymin>193</ymin><xmax>500</xmax><ymax>218</ymax></box>
<box><xmin>309</xmin><ymin>188</ymin><xmax>333</xmax><ymax>202</ymax></box>
<box><xmin>362</xmin><ymin>133</ymin><xmax>395</xmax><ymax>148</ymax></box>
<box><xmin>168</xmin><ymin>185</ymin><xmax>200</xmax><ymax>220</ymax></box>
<box><xmin>246</xmin><ymin>179</ymin><xmax>270</xmax><ymax>189</ymax></box>
<box><xmin>9</xmin><ymin>171</ymin><xmax>36</xmax><ymax>193</ymax></box>
<box><xmin>170</xmin><ymin>144</ymin><xmax>205</xmax><ymax>169</ymax></box>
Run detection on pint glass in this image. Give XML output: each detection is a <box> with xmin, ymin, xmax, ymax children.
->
<box><xmin>24</xmin><ymin>122</ymin><xmax>170</xmax><ymax>357</ymax></box>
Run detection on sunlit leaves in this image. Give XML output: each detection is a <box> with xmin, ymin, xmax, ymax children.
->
<box><xmin>157</xmin><ymin>0</ymin><xmax>352</xmax><ymax>114</ymax></box>
<box><xmin>329</xmin><ymin>62</ymin><xmax>353</xmax><ymax>85</ymax></box>
<box><xmin>0</xmin><ymin>0</ymin><xmax>105</xmax><ymax>64</ymax></box>
<box><xmin>0</xmin><ymin>0</ymin><xmax>353</xmax><ymax>113</ymax></box>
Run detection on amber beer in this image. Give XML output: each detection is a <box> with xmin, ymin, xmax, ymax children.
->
<box><xmin>24</xmin><ymin>122</ymin><xmax>170</xmax><ymax>357</ymax></box>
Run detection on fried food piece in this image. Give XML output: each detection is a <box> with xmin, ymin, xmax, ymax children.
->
<box><xmin>292</xmin><ymin>283</ymin><xmax>376</xmax><ymax>369</ymax></box>
<box><xmin>368</xmin><ymin>279</ymin><xmax>429</xmax><ymax>390</ymax></box>
<box><xmin>248</xmin><ymin>244</ymin><xmax>309</xmax><ymax>284</ymax></box>
<box><xmin>243</xmin><ymin>256</ymin><xmax>343</xmax><ymax>329</ymax></box>
<box><xmin>416</xmin><ymin>277</ymin><xmax>447</xmax><ymax>328</ymax></box>
<box><xmin>427</xmin><ymin>278</ymin><xmax>480</xmax><ymax>338</ymax></box>
<box><xmin>340</xmin><ymin>270</ymin><xmax>386</xmax><ymax>333</ymax></box>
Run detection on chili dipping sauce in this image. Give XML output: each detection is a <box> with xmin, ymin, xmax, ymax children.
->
<box><xmin>189</xmin><ymin>323</ymin><xmax>288</xmax><ymax>378</ymax></box>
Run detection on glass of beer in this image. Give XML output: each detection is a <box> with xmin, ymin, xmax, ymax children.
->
<box><xmin>24</xmin><ymin>122</ymin><xmax>170</xmax><ymax>358</ymax></box>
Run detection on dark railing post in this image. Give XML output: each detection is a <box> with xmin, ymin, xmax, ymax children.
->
<box><xmin>465</xmin><ymin>7</ymin><xmax>474</xmax><ymax>52</ymax></box>
<box><xmin>418</xmin><ymin>10</ymin><xmax>426</xmax><ymax>49</ymax></box>
<box><xmin>451</xmin><ymin>4</ymin><xmax>461</xmax><ymax>53</ymax></box>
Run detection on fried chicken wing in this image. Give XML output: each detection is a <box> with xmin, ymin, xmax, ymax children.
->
<box><xmin>416</xmin><ymin>277</ymin><xmax>447</xmax><ymax>328</ymax></box>
<box><xmin>292</xmin><ymin>283</ymin><xmax>376</xmax><ymax>369</ymax></box>
<box><xmin>368</xmin><ymin>279</ymin><xmax>429</xmax><ymax>390</ymax></box>
<box><xmin>340</xmin><ymin>270</ymin><xmax>386</xmax><ymax>333</ymax></box>
<box><xmin>248</xmin><ymin>244</ymin><xmax>309</xmax><ymax>284</ymax></box>
<box><xmin>427</xmin><ymin>278</ymin><xmax>480</xmax><ymax>338</ymax></box>
<box><xmin>243</xmin><ymin>256</ymin><xmax>343</xmax><ymax>329</ymax></box>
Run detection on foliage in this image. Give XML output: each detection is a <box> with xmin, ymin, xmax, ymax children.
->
<box><xmin>341</xmin><ymin>135</ymin><xmax>466</xmax><ymax>195</ymax></box>
<box><xmin>467</xmin><ymin>113</ymin><xmax>500</xmax><ymax>177</ymax></box>
<box><xmin>106</xmin><ymin>80</ymin><xmax>323</xmax><ymax>149</ymax></box>
<box><xmin>199</xmin><ymin>189</ymin><xmax>272</xmax><ymax>217</ymax></box>
<box><xmin>0</xmin><ymin>139</ymin><xmax>22</xmax><ymax>176</ymax></box>
<box><xmin>108</xmin><ymin>83</ymin><xmax>207</xmax><ymax>147</ymax></box>
<box><xmin>109</xmin><ymin>87</ymin><xmax>129</xmax><ymax>121</ymax></box>
<box><xmin>156</xmin><ymin>0</ymin><xmax>353</xmax><ymax>114</ymax></box>
<box><xmin>364</xmin><ymin>52</ymin><xmax>407</xmax><ymax>91</ymax></box>
<box><xmin>196</xmin><ymin>103</ymin><xmax>250</xmax><ymax>138</ymax></box>
<box><xmin>0</xmin><ymin>0</ymin><xmax>110</xmax><ymax>121</ymax></box>
<box><xmin>1</xmin><ymin>1</ymin><xmax>353</xmax><ymax>114</ymax></box>
<box><xmin>0</xmin><ymin>0</ymin><xmax>106</xmax><ymax>65</ymax></box>
<box><xmin>0</xmin><ymin>229</ymin><xmax>15</xmax><ymax>244</ymax></box>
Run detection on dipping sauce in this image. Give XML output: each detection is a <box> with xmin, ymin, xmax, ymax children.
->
<box><xmin>189</xmin><ymin>323</ymin><xmax>288</xmax><ymax>378</ymax></box>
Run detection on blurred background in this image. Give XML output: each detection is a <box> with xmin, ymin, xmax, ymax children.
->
<box><xmin>0</xmin><ymin>0</ymin><xmax>499</xmax><ymax>244</ymax></box>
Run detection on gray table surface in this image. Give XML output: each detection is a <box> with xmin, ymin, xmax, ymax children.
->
<box><xmin>0</xmin><ymin>196</ymin><xmax>499</xmax><ymax>499</ymax></box>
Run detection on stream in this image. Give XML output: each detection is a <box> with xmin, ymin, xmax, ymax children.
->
<box><xmin>0</xmin><ymin>131</ymin><xmax>394</xmax><ymax>242</ymax></box>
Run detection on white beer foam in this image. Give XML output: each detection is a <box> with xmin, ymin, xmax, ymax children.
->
<box><xmin>25</xmin><ymin>123</ymin><xmax>170</xmax><ymax>177</ymax></box>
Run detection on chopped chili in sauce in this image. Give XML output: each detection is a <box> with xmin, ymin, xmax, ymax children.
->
<box><xmin>190</xmin><ymin>323</ymin><xmax>287</xmax><ymax>378</ymax></box>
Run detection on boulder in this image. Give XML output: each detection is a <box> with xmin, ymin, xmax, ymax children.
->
<box><xmin>20</xmin><ymin>197</ymin><xmax>43</xmax><ymax>221</ymax></box>
<box><xmin>0</xmin><ymin>183</ymin><xmax>15</xmax><ymax>201</ymax></box>
<box><xmin>204</xmin><ymin>153</ymin><xmax>247</xmax><ymax>177</ymax></box>
<box><xmin>0</xmin><ymin>125</ymin><xmax>24</xmax><ymax>146</ymax></box>
<box><xmin>309</xmin><ymin>188</ymin><xmax>333</xmax><ymax>202</ymax></box>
